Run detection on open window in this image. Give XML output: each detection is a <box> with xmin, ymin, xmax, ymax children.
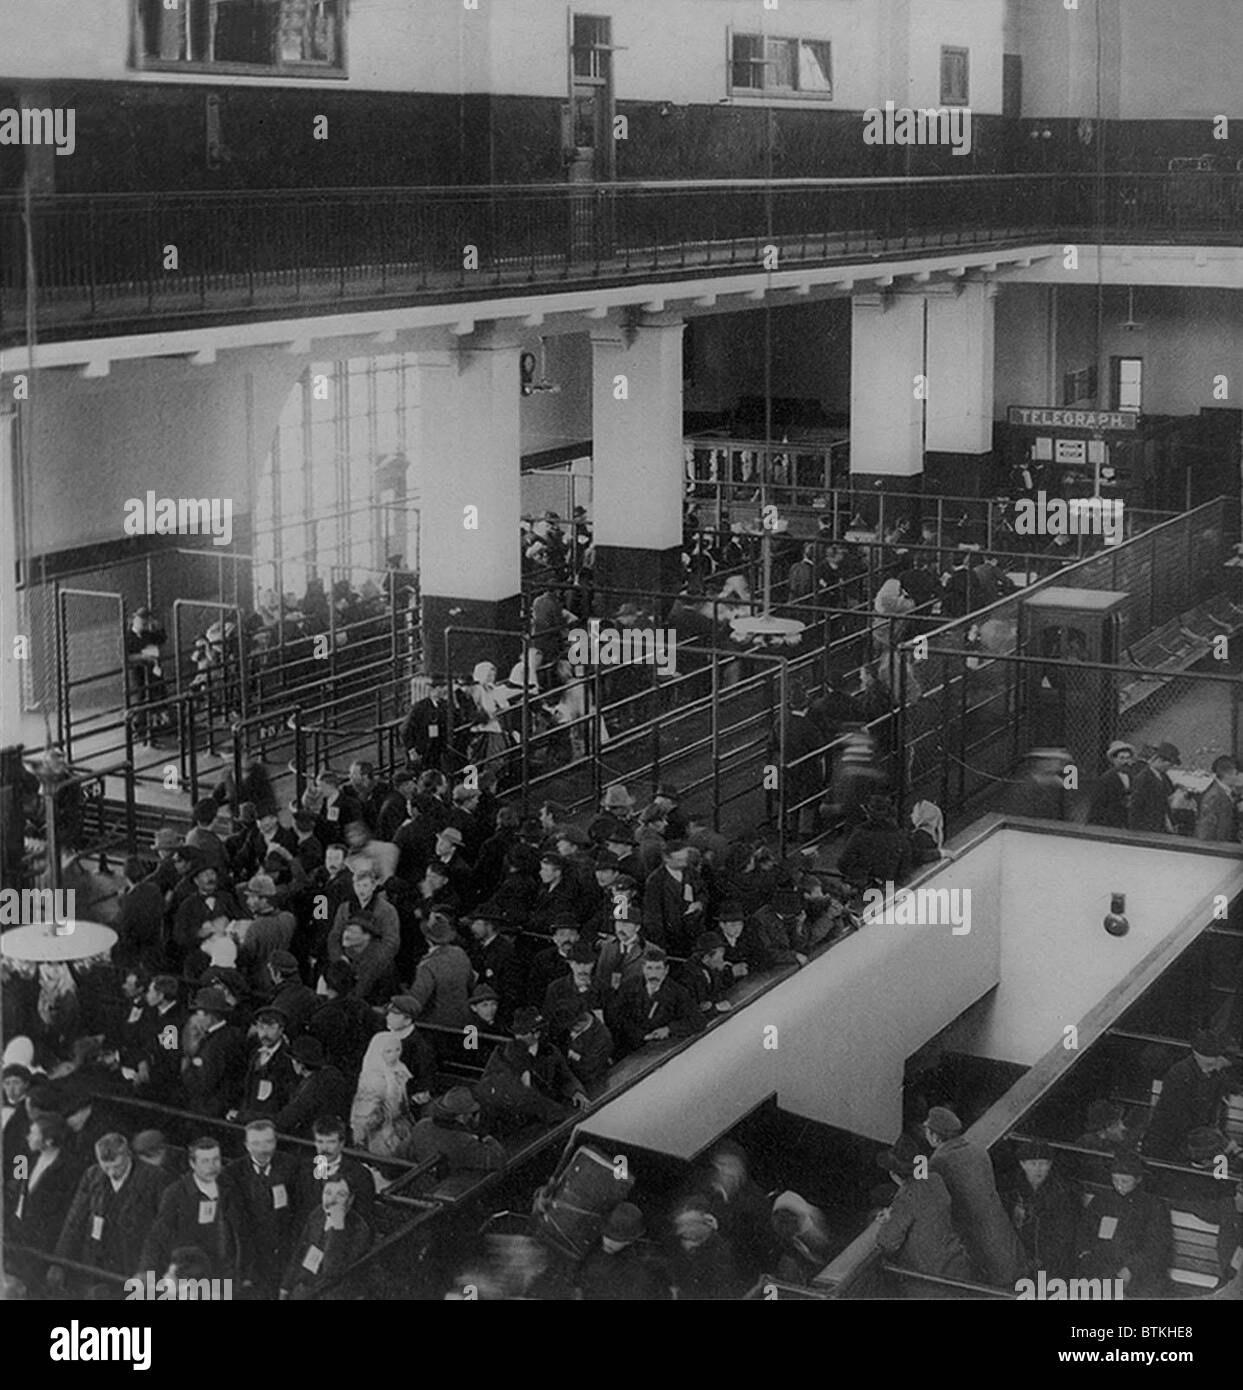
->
<box><xmin>134</xmin><ymin>0</ymin><xmax>345</xmax><ymax>76</ymax></box>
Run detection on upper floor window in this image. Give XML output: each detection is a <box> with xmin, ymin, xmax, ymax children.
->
<box><xmin>572</xmin><ymin>14</ymin><xmax>613</xmax><ymax>83</ymax></box>
<box><xmin>940</xmin><ymin>46</ymin><xmax>969</xmax><ymax>106</ymax></box>
<box><xmin>134</xmin><ymin>0</ymin><xmax>345</xmax><ymax>76</ymax></box>
<box><xmin>729</xmin><ymin>33</ymin><xmax>833</xmax><ymax>99</ymax></box>
<box><xmin>1111</xmin><ymin>357</ymin><xmax>1143</xmax><ymax>413</ymax></box>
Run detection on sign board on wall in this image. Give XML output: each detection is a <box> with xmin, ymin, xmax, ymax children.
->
<box><xmin>1008</xmin><ymin>406</ymin><xmax>1138</xmax><ymax>432</ymax></box>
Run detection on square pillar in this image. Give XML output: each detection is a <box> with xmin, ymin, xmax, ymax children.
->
<box><xmin>850</xmin><ymin>291</ymin><xmax>926</xmax><ymax>507</ymax></box>
<box><xmin>416</xmin><ymin>341</ymin><xmax>523</xmax><ymax>677</ymax></box>
<box><xmin>925</xmin><ymin>281</ymin><xmax>997</xmax><ymax>496</ymax></box>
<box><xmin>591</xmin><ymin>319</ymin><xmax>685</xmax><ymax>606</ymax></box>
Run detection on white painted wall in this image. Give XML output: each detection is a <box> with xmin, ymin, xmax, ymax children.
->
<box><xmin>22</xmin><ymin>348</ymin><xmax>304</xmax><ymax>554</ymax></box>
<box><xmin>956</xmin><ymin>832</ymin><xmax>1239</xmax><ymax>1065</ymax></box>
<box><xmin>0</xmin><ymin>0</ymin><xmax>1006</xmax><ymax>108</ymax></box>
<box><xmin>906</xmin><ymin>0</ymin><xmax>1005</xmax><ymax>112</ymax></box>
<box><xmin>1015</xmin><ymin>0</ymin><xmax>1240</xmax><ymax>120</ymax></box>
<box><xmin>578</xmin><ymin>836</ymin><xmax>1004</xmax><ymax>1152</ymax></box>
<box><xmin>994</xmin><ymin>284</ymin><xmax>1243</xmax><ymax>417</ymax></box>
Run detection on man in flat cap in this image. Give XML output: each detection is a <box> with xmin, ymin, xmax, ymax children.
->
<box><xmin>924</xmin><ymin>1105</ymin><xmax>1025</xmax><ymax>1286</ymax></box>
<box><xmin>1076</xmin><ymin>1151</ymin><xmax>1169</xmax><ymax>1297</ymax></box>
<box><xmin>408</xmin><ymin>913</ymin><xmax>473</xmax><ymax>1028</ymax></box>
<box><xmin>530</xmin><ymin>852</ymin><xmax>588</xmax><ymax>936</ymax></box>
<box><xmin>237</xmin><ymin>873</ymin><xmax>295</xmax><ymax>995</ymax></box>
<box><xmin>577</xmin><ymin>1202</ymin><xmax>672</xmax><ymax>1301</ymax></box>
<box><xmin>236</xmin><ymin>1006</ymin><xmax>298</xmax><ymax>1122</ymax></box>
<box><xmin>408</xmin><ymin>1087</ymin><xmax>507</xmax><ymax>1174</ymax></box>
<box><xmin>564</xmin><ymin>1007</ymin><xmax>614</xmax><ymax>1093</ymax></box>
<box><xmin>1128</xmin><ymin>742</ymin><xmax>1181</xmax><ymax>834</ymax></box>
<box><xmin>467</xmin><ymin>908</ymin><xmax>523</xmax><ymax>1025</ymax></box>
<box><xmin>542</xmin><ymin>941</ymin><xmax>604</xmax><ymax>1047</ymax></box>
<box><xmin>383</xmin><ymin>996</ymin><xmax>435</xmax><ymax>1107</ymax></box>
<box><xmin>182</xmin><ymin>987</ymin><xmax>247</xmax><ymax>1118</ymax></box>
<box><xmin>1144</xmin><ymin>1031</ymin><xmax>1235</xmax><ymax>1161</ymax></box>
<box><xmin>1075</xmin><ymin>1097</ymin><xmax>1136</xmax><ymax>1156</ymax></box>
<box><xmin>478</xmin><ymin>1008</ymin><xmax>588</xmax><ymax>1134</ymax></box>
<box><xmin>642</xmin><ymin>842</ymin><xmax>707</xmax><ymax>956</ymax></box>
<box><xmin>1087</xmin><ymin>740</ymin><xmax>1135</xmax><ymax>830</ymax></box>
<box><xmin>266</xmin><ymin>950</ymin><xmax>322</xmax><ymax>1038</ymax></box>
<box><xmin>875</xmin><ymin>1135</ymin><xmax>971</xmax><ymax>1293</ymax></box>
<box><xmin>272</xmin><ymin>1038</ymin><xmax>350</xmax><ymax>1140</ymax></box>
<box><xmin>679</xmin><ymin>932</ymin><xmax>735</xmax><ymax>1016</ymax></box>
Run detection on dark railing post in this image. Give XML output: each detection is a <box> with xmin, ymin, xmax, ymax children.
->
<box><xmin>185</xmin><ymin>694</ymin><xmax>199</xmax><ymax>806</ymax></box>
<box><xmin>710</xmin><ymin>645</ymin><xmax>721</xmax><ymax>831</ymax></box>
<box><xmin>939</xmin><ymin>656</ymin><xmax>952</xmax><ymax>814</ymax></box>
<box><xmin>776</xmin><ymin>659</ymin><xmax>789</xmax><ymax>858</ymax></box>
<box><xmin>55</xmin><ymin>583</ymin><xmax>70</xmax><ymax>761</ymax></box>
<box><xmin>124</xmin><ymin>760</ymin><xmax>137</xmax><ymax>857</ymax></box>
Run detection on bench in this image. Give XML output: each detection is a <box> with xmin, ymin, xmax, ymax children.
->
<box><xmin>1120</xmin><ymin>598</ymin><xmax>1243</xmax><ymax>715</ymax></box>
<box><xmin>1168</xmin><ymin>1209</ymin><xmax>1222</xmax><ymax>1289</ymax></box>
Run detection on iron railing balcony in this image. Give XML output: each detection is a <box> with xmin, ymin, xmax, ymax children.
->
<box><xmin>1</xmin><ymin>172</ymin><xmax>1240</xmax><ymax>345</ymax></box>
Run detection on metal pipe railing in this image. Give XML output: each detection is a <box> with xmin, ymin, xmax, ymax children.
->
<box><xmin>6</xmin><ymin>173</ymin><xmax>1241</xmax><ymax>342</ymax></box>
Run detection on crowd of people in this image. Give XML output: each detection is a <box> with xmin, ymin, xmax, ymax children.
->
<box><xmin>1005</xmin><ymin>737</ymin><xmax>1243</xmax><ymax>844</ymax></box>
<box><xmin>125</xmin><ymin>561</ymin><xmax>417</xmax><ymax>742</ymax></box>
<box><xmin>875</xmin><ymin>1077</ymin><xmax>1242</xmax><ymax>1300</ymax></box>
<box><xmin>1</xmin><ymin>755</ymin><xmax>967</xmax><ymax>1299</ymax></box>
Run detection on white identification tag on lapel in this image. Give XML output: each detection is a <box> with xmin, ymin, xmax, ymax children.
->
<box><xmin>198</xmin><ymin>1200</ymin><xmax>217</xmax><ymax>1224</ymax></box>
<box><xmin>91</xmin><ymin>1215</ymin><xmax>105</xmax><ymax>1241</ymax></box>
<box><xmin>272</xmin><ymin>1184</ymin><xmax>287</xmax><ymax>1209</ymax></box>
<box><xmin>428</xmin><ymin>725</ymin><xmax>439</xmax><ymax>740</ymax></box>
<box><xmin>1097</xmin><ymin>1215</ymin><xmax>1118</xmax><ymax>1240</ymax></box>
<box><xmin>128</xmin><ymin>1006</ymin><xmax>144</xmax><ymax>1024</ymax></box>
<box><xmin>257</xmin><ymin>1080</ymin><xmax>273</xmax><ymax>1102</ymax></box>
<box><xmin>302</xmin><ymin>1244</ymin><xmax>324</xmax><ymax>1273</ymax></box>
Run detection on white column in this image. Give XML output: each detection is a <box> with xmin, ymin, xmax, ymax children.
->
<box><xmin>925</xmin><ymin>281</ymin><xmax>996</xmax><ymax>455</ymax></box>
<box><xmin>0</xmin><ymin>399</ymin><xmax>21</xmax><ymax>738</ymax></box>
<box><xmin>849</xmin><ymin>291</ymin><xmax>925</xmax><ymax>480</ymax></box>
<box><xmin>590</xmin><ymin>318</ymin><xmax>685</xmax><ymax>597</ymax></box>
<box><xmin>415</xmin><ymin>337</ymin><xmax>523</xmax><ymax>671</ymax></box>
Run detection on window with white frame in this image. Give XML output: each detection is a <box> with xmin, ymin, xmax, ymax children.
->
<box><xmin>134</xmin><ymin>0</ymin><xmax>345</xmax><ymax>75</ymax></box>
<box><xmin>729</xmin><ymin>32</ymin><xmax>832</xmax><ymax>98</ymax></box>
<box><xmin>1111</xmin><ymin>357</ymin><xmax>1143</xmax><ymax>413</ymax></box>
<box><xmin>572</xmin><ymin>13</ymin><xmax>612</xmax><ymax>82</ymax></box>
<box><xmin>940</xmin><ymin>46</ymin><xmax>970</xmax><ymax>106</ymax></box>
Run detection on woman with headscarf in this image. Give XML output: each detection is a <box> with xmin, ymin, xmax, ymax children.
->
<box><xmin>350</xmin><ymin>1032</ymin><xmax>416</xmax><ymax>1158</ymax></box>
<box><xmin>872</xmin><ymin>578</ymin><xmax>915</xmax><ymax>654</ymax></box>
<box><xmin>468</xmin><ymin>662</ymin><xmax>516</xmax><ymax>774</ymax></box>
<box><xmin>908</xmin><ymin>801</ymin><xmax>945</xmax><ymax>866</ymax></box>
